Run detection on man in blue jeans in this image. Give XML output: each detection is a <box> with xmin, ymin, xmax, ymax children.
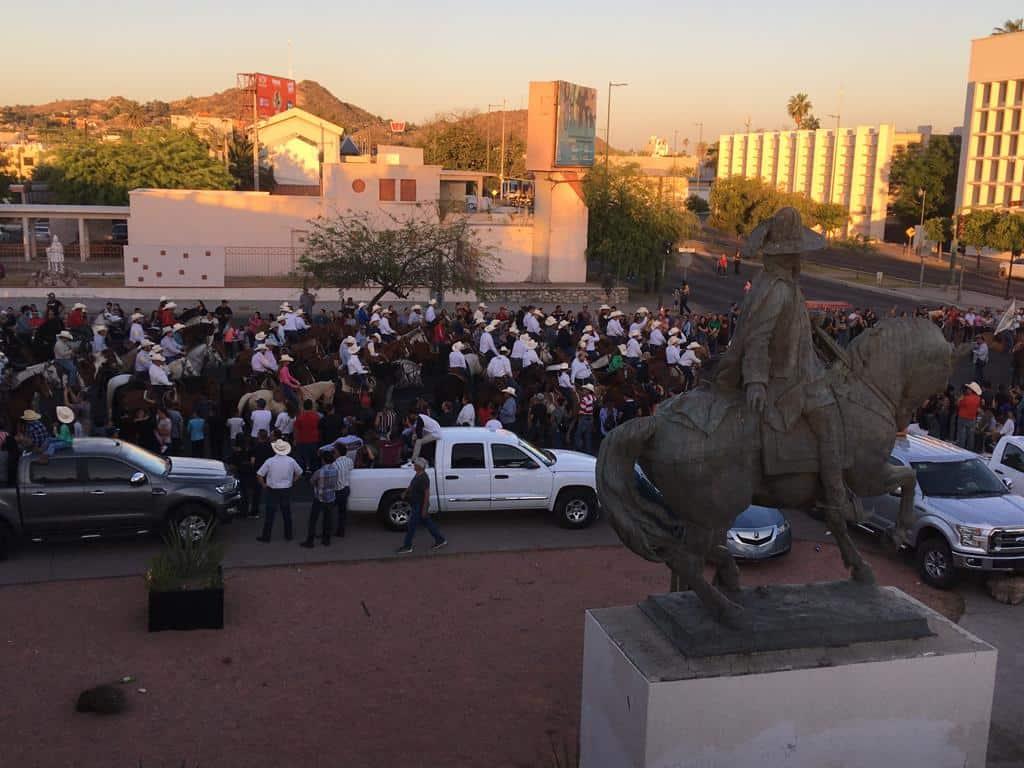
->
<box><xmin>255</xmin><ymin>439</ymin><xmax>302</xmax><ymax>542</ymax></box>
<box><xmin>396</xmin><ymin>458</ymin><xmax>447</xmax><ymax>554</ymax></box>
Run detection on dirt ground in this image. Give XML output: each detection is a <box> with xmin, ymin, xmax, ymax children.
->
<box><xmin>1</xmin><ymin>542</ymin><xmax>961</xmax><ymax>768</ymax></box>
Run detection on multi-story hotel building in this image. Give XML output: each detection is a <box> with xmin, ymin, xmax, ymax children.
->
<box><xmin>717</xmin><ymin>125</ymin><xmax>926</xmax><ymax>240</ymax></box>
<box><xmin>954</xmin><ymin>31</ymin><xmax>1024</xmax><ymax>213</ymax></box>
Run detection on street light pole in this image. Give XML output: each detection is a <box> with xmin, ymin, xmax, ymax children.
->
<box><xmin>605</xmin><ymin>82</ymin><xmax>628</xmax><ymax>171</ymax></box>
<box><xmin>918</xmin><ymin>188</ymin><xmax>927</xmax><ymax>288</ymax></box>
<box><xmin>693</xmin><ymin>121</ymin><xmax>704</xmax><ymax>185</ymax></box>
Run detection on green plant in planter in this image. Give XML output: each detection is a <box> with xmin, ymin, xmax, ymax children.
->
<box><xmin>145</xmin><ymin>523</ymin><xmax>224</xmax><ymax>592</ymax></box>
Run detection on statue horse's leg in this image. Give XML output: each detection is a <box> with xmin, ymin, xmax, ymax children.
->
<box><xmin>708</xmin><ymin>540</ymin><xmax>741</xmax><ymax>593</ymax></box>
<box><xmin>823</xmin><ymin>490</ymin><xmax>876</xmax><ymax>585</ymax></box>
<box><xmin>669</xmin><ymin>531</ymin><xmax>746</xmax><ymax>628</ymax></box>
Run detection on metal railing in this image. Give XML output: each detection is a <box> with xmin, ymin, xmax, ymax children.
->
<box><xmin>224</xmin><ymin>246</ymin><xmax>302</xmax><ymax>277</ymax></box>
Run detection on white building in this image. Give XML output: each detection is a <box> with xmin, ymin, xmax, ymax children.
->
<box><xmin>954</xmin><ymin>31</ymin><xmax>1024</xmax><ymax>213</ymax></box>
<box><xmin>717</xmin><ymin>125</ymin><xmax>920</xmax><ymax>241</ymax></box>
<box><xmin>256</xmin><ymin>108</ymin><xmax>344</xmax><ymax>191</ymax></box>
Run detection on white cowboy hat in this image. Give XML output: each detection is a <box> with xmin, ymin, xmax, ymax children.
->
<box><xmin>164</xmin><ymin>302</ymin><xmax>177</xmax><ymax>309</ymax></box>
<box><xmin>21</xmin><ymin>409</ymin><xmax>41</xmax><ymax>421</ymax></box>
<box><xmin>668</xmin><ymin>337</ymin><xmax>681</xmax><ymax>346</ymax></box>
<box><xmin>485</xmin><ymin>322</ymin><xmax>498</xmax><ymax>332</ymax></box>
<box><xmin>599</xmin><ymin>304</ymin><xmax>610</xmax><ymax>311</ymax></box>
<box><xmin>149</xmin><ymin>352</ymin><xmax>165</xmax><ymax>361</ymax></box>
<box><xmin>72</xmin><ymin>302</ymin><xmax>87</xmax><ymax>311</ymax></box>
<box><xmin>162</xmin><ymin>326</ymin><xmax>173</xmax><ymax>334</ymax></box>
<box><xmin>271</xmin><ymin>439</ymin><xmax>292</xmax><ymax>456</ymax></box>
<box><xmin>141</xmin><ymin>339</ymin><xmax>154</xmax><ymax>347</ymax></box>
<box><xmin>452</xmin><ymin>341</ymin><xmax>465</xmax><ymax>351</ymax></box>
<box><xmin>547</xmin><ymin>362</ymin><xmax>569</xmax><ymax>371</ymax></box>
<box><xmin>254</xmin><ymin>343</ymin><xmax>268</xmax><ymax>351</ymax></box>
<box><xmin>629</xmin><ymin>329</ymin><xmax>641</xmax><ymax>338</ymax></box>
<box><xmin>967</xmin><ymin>381</ymin><xmax>982</xmax><ymax>395</ymax></box>
<box><xmin>558</xmin><ymin>320</ymin><xmax>569</xmax><ymax>328</ymax></box>
<box><xmin>519</xmin><ymin>333</ymin><xmax>531</xmax><ymax>342</ymax></box>
<box><xmin>159</xmin><ymin>296</ymin><xmax>168</xmax><ymax>302</ymax></box>
<box><xmin>56</xmin><ymin>406</ymin><xmax>75</xmax><ymax>424</ymax></box>
<box><xmin>280</xmin><ymin>354</ymin><xmax>294</xmax><ymax>363</ymax></box>
<box><xmin>429</xmin><ymin>299</ymin><xmax>437</xmax><ymax>305</ymax></box>
<box><xmin>372</xmin><ymin>304</ymin><xmax>382</xmax><ymax>311</ymax></box>
<box><xmin>255</xmin><ymin>332</ymin><xmax>267</xmax><ymax>341</ymax></box>
<box><xmin>583</xmin><ymin>325</ymin><xmax>594</xmax><ymax>333</ymax></box>
<box><xmin>475</xmin><ymin>318</ymin><xmax>486</xmax><ymax>325</ymax></box>
<box><xmin>58</xmin><ymin>330</ymin><xmax>73</xmax><ymax>340</ymax></box>
<box><xmin>610</xmin><ymin>310</ymin><xmax>624</xmax><ymax>318</ymax></box>
<box><xmin>525</xmin><ymin>339</ymin><xmax>538</xmax><ymax>350</ymax></box>
<box><xmin>93</xmin><ymin>325</ymin><xmax>108</xmax><ymax>333</ymax></box>
<box><xmin>668</xmin><ymin>327</ymin><xmax>681</xmax><ymax>336</ymax></box>
<box><xmin>499</xmin><ymin>346</ymin><xmax>509</xmax><ymax>353</ymax></box>
<box><xmin>371</xmin><ymin>333</ymin><xmax>381</xmax><ymax>341</ymax></box>
<box><xmin>343</xmin><ymin>336</ymin><xmax>357</xmax><ymax>344</ymax></box>
<box><xmin>172</xmin><ymin>323</ymin><xmax>185</xmax><ymax>331</ymax></box>
<box><xmin>501</xmin><ymin>387</ymin><xmax>517</xmax><ymax>396</ymax></box>
<box><xmin>687</xmin><ymin>342</ymin><xmax>701</xmax><ymax>350</ymax></box>
<box><xmin>131</xmin><ymin>312</ymin><xmax>144</xmax><ymax>320</ymax></box>
<box><xmin>636</xmin><ymin>306</ymin><xmax>649</xmax><ymax>315</ymax></box>
<box><xmin>411</xmin><ymin>304</ymin><xmax>422</xmax><ymax>311</ymax></box>
<box><xmin>544</xmin><ymin>316</ymin><xmax>556</xmax><ymax>326</ymax></box>
<box><xmin>478</xmin><ymin>302</ymin><xmax>487</xmax><ymax>309</ymax></box>
<box><xmin>357</xmin><ymin>302</ymin><xmax>367</xmax><ymax>308</ymax></box>
<box><xmin>532</xmin><ymin>308</ymin><xmax>545</xmax><ymax>316</ymax></box>
<box><xmin>582</xmin><ymin>383</ymin><xmax>595</xmax><ymax>392</ymax></box>
<box><xmin>578</xmin><ymin>341</ymin><xmax>587</xmax><ymax>349</ymax></box>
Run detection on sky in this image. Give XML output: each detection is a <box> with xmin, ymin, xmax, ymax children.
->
<box><xmin>3</xmin><ymin>1</ymin><xmax>1021</xmax><ymax>148</ymax></box>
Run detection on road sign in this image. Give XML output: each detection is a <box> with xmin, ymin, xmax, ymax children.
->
<box><xmin>678</xmin><ymin>250</ymin><xmax>694</xmax><ymax>269</ymax></box>
<box><xmin>905</xmin><ymin>226</ymin><xmax>916</xmax><ymax>239</ymax></box>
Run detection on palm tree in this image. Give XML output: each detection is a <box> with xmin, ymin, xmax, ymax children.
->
<box><xmin>993</xmin><ymin>18</ymin><xmax>1024</xmax><ymax>34</ymax></box>
<box><xmin>122</xmin><ymin>102</ymin><xmax>147</xmax><ymax>135</ymax></box>
<box><xmin>787</xmin><ymin>93</ymin><xmax>813</xmax><ymax>129</ymax></box>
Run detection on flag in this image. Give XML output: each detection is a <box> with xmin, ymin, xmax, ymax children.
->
<box><xmin>995</xmin><ymin>299</ymin><xmax>1018</xmax><ymax>336</ymax></box>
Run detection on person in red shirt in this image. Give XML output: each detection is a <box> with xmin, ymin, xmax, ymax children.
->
<box><xmin>956</xmin><ymin>382</ymin><xmax>982</xmax><ymax>450</ymax></box>
<box><xmin>159</xmin><ymin>302</ymin><xmax>177</xmax><ymax>328</ymax></box>
<box><xmin>66</xmin><ymin>302</ymin><xmax>87</xmax><ymax>329</ymax></box>
<box><xmin>292</xmin><ymin>400</ymin><xmax>322</xmax><ymax>472</ymax></box>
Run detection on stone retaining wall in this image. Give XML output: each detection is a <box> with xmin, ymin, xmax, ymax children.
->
<box><xmin>484</xmin><ymin>283</ymin><xmax>629</xmax><ymax>307</ymax></box>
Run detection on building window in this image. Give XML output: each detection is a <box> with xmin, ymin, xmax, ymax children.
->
<box><xmin>995</xmin><ymin>111</ymin><xmax>1005</xmax><ymax>133</ymax></box>
<box><xmin>1011</xmin><ymin>135</ymin><xmax>1020</xmax><ymax>157</ymax></box>
<box><xmin>1009</xmin><ymin>160</ymin><xmax>1018</xmax><ymax>183</ymax></box>
<box><xmin>378</xmin><ymin>178</ymin><xmax>396</xmax><ymax>201</ymax></box>
<box><xmin>1013</xmin><ymin>110</ymin><xmax>1022</xmax><ymax>132</ymax></box>
<box><xmin>999</xmin><ymin>81</ymin><xmax>1008</xmax><ymax>106</ymax></box>
<box><xmin>983</xmin><ymin>83</ymin><xmax>993</xmax><ymax>107</ymax></box>
<box><xmin>991</xmin><ymin>161</ymin><xmax>1000</xmax><ymax>182</ymax></box>
<box><xmin>993</xmin><ymin>136</ymin><xmax>1003</xmax><ymax>157</ymax></box>
<box><xmin>979</xmin><ymin>111</ymin><xmax>989</xmax><ymax>133</ymax></box>
<box><xmin>400</xmin><ymin>179</ymin><xmax>417</xmax><ymax>202</ymax></box>
<box><xmin>1017</xmin><ymin>80</ymin><xmax>1024</xmax><ymax>105</ymax></box>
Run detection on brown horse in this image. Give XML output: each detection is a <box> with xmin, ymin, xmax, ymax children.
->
<box><xmin>6</xmin><ymin>373</ymin><xmax>53</xmax><ymax>427</ymax></box>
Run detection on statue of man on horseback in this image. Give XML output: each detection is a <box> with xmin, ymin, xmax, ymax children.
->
<box><xmin>715</xmin><ymin>207</ymin><xmax>848</xmax><ymax>527</ymax></box>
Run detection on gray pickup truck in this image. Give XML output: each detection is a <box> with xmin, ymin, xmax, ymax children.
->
<box><xmin>0</xmin><ymin>437</ymin><xmax>243</xmax><ymax>559</ymax></box>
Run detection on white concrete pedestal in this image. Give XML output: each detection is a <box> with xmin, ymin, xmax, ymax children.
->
<box><xmin>580</xmin><ymin>588</ymin><xmax>996</xmax><ymax>768</ymax></box>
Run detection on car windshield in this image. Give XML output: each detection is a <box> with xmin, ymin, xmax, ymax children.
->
<box><xmin>517</xmin><ymin>438</ymin><xmax>555</xmax><ymax>467</ymax></box>
<box><xmin>912</xmin><ymin>459</ymin><xmax>1006</xmax><ymax>498</ymax></box>
<box><xmin>121</xmin><ymin>442</ymin><xmax>170</xmax><ymax>476</ymax></box>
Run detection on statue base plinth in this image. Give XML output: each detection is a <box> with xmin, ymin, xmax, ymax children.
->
<box><xmin>580</xmin><ymin>586</ymin><xmax>996</xmax><ymax>768</ymax></box>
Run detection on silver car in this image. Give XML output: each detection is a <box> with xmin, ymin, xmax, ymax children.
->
<box><xmin>726</xmin><ymin>505</ymin><xmax>792</xmax><ymax>559</ymax></box>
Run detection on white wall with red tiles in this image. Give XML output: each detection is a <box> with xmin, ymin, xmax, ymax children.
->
<box><xmin>124</xmin><ymin>245</ymin><xmax>226</xmax><ymax>287</ymax></box>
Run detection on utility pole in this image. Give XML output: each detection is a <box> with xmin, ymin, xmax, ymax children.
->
<box><xmin>605</xmin><ymin>82</ymin><xmax>628</xmax><ymax>170</ymax></box>
<box><xmin>917</xmin><ymin>189</ymin><xmax>927</xmax><ymax>288</ymax></box>
<box><xmin>499</xmin><ymin>99</ymin><xmax>507</xmax><ymax>196</ymax></box>
<box><xmin>252</xmin><ymin>87</ymin><xmax>260</xmax><ymax>192</ymax></box>
<box><xmin>826</xmin><ymin>110</ymin><xmax>841</xmax><ymax>205</ymax></box>
<box><xmin>693</xmin><ymin>121</ymin><xmax>704</xmax><ymax>185</ymax></box>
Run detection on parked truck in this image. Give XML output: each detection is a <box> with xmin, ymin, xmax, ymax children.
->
<box><xmin>349</xmin><ymin>427</ymin><xmax>599</xmax><ymax>530</ymax></box>
<box><xmin>0</xmin><ymin>438</ymin><xmax>243</xmax><ymax>559</ymax></box>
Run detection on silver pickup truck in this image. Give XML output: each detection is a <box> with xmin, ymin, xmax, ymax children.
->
<box><xmin>0</xmin><ymin>438</ymin><xmax>243</xmax><ymax>559</ymax></box>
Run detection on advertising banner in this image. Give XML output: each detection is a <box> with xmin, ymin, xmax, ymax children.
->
<box><xmin>554</xmin><ymin>81</ymin><xmax>597</xmax><ymax>167</ymax></box>
<box><xmin>255</xmin><ymin>73</ymin><xmax>296</xmax><ymax>118</ymax></box>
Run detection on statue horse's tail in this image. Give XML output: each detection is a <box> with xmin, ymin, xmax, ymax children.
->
<box><xmin>597</xmin><ymin>415</ymin><xmax>680</xmax><ymax>564</ymax></box>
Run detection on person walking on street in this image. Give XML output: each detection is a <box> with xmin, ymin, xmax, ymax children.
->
<box><xmin>678</xmin><ymin>281</ymin><xmax>691</xmax><ymax>313</ymax></box>
<box><xmin>301</xmin><ymin>448</ymin><xmax>338</xmax><ymax>548</ymax></box>
<box><xmin>733</xmin><ymin>250</ymin><xmax>742</xmax><ymax>275</ymax></box>
<box><xmin>396</xmin><ymin>458</ymin><xmax>447</xmax><ymax>554</ymax></box>
<box><xmin>255</xmin><ymin>439</ymin><xmax>302</xmax><ymax>542</ymax></box>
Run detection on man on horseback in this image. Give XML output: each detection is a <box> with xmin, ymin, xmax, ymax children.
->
<box><xmin>716</xmin><ymin>207</ymin><xmax>848</xmax><ymax>525</ymax></box>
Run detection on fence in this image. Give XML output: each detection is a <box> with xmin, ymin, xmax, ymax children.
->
<box><xmin>224</xmin><ymin>247</ymin><xmax>303</xmax><ymax>277</ymax></box>
<box><xmin>0</xmin><ymin>242</ymin><xmax>124</xmax><ymax>262</ymax></box>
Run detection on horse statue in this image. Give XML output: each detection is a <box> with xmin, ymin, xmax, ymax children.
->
<box><xmin>597</xmin><ymin>318</ymin><xmax>957</xmax><ymax>626</ymax></box>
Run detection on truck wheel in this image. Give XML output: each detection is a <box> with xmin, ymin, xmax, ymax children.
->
<box><xmin>378</xmin><ymin>491</ymin><xmax>411</xmax><ymax>532</ymax></box>
<box><xmin>556</xmin><ymin>488</ymin><xmax>597</xmax><ymax>529</ymax></box>
<box><xmin>171</xmin><ymin>505</ymin><xmax>214</xmax><ymax>543</ymax></box>
<box><xmin>916</xmin><ymin>537</ymin><xmax>958</xmax><ymax>589</ymax></box>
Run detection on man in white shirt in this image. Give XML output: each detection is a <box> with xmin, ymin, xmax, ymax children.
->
<box><xmin>91</xmin><ymin>326</ymin><xmax>109</xmax><ymax>355</ymax></box>
<box><xmin>486</xmin><ymin>347</ymin><xmax>513</xmax><ymax>380</ymax></box>
<box><xmin>479</xmin><ymin>322</ymin><xmax>498</xmax><ymax>358</ymax></box>
<box><xmin>251</xmin><ymin>344</ymin><xmax>277</xmax><ymax>375</ymax></box>
<box><xmin>346</xmin><ymin>343</ymin><xmax>368</xmax><ymax>387</ymax></box>
<box><xmin>135</xmin><ymin>340</ymin><xmax>153</xmax><ymax>375</ymax></box>
<box><xmin>456</xmin><ymin>394</ymin><xmax>476</xmax><ymax>426</ymax></box>
<box><xmin>411</xmin><ymin>409</ymin><xmax>444</xmax><ymax>462</ymax></box>
<box><xmin>408</xmin><ymin>304</ymin><xmax>423</xmax><ymax>325</ymax></box>
<box><xmin>605</xmin><ymin>311</ymin><xmax>625</xmax><ymax>341</ymax></box>
<box><xmin>250</xmin><ymin>399</ymin><xmax>273</xmax><ymax>438</ymax></box>
<box><xmin>648</xmin><ymin>322</ymin><xmax>666</xmax><ymax>348</ymax></box>
<box><xmin>524</xmin><ymin>309</ymin><xmax>542</xmax><ymax>336</ymax></box>
<box><xmin>160</xmin><ymin>327</ymin><xmax>183</xmax><ymax>361</ymax></box>
<box><xmin>425</xmin><ymin>299</ymin><xmax>438</xmax><ymax>324</ymax></box>
<box><xmin>680</xmin><ymin>342</ymin><xmax>701</xmax><ymax>390</ymax></box>
<box><xmin>624</xmin><ymin>330</ymin><xmax>643</xmax><ymax>364</ymax></box>
<box><xmin>510</xmin><ymin>333</ymin><xmax>529</xmax><ymax>362</ymax></box>
<box><xmin>148</xmin><ymin>354</ymin><xmax>171</xmax><ymax>386</ymax></box>
<box><xmin>256</xmin><ymin>439</ymin><xmax>303</xmax><ymax>542</ymax></box>
<box><xmin>570</xmin><ymin>349</ymin><xmax>594</xmax><ymax>384</ymax></box>
<box><xmin>378</xmin><ymin>311</ymin><xmax>396</xmax><ymax>340</ymax></box>
<box><xmin>370</xmin><ymin>304</ymin><xmax>382</xmax><ymax>325</ymax></box>
<box><xmin>474</xmin><ymin>302</ymin><xmax>487</xmax><ymax>325</ymax></box>
<box><xmin>666</xmin><ymin>336</ymin><xmax>682</xmax><ymax>368</ymax></box>
<box><xmin>449</xmin><ymin>341</ymin><xmax>468</xmax><ymax>371</ymax></box>
<box><xmin>580</xmin><ymin>325</ymin><xmax>598</xmax><ymax>357</ymax></box>
<box><xmin>128</xmin><ymin>313</ymin><xmax>146</xmax><ymax>346</ymax></box>
<box><xmin>555</xmin><ymin>363</ymin><xmax>572</xmax><ymax>392</ymax></box>
<box><xmin>521</xmin><ymin>339</ymin><xmax>541</xmax><ymax>369</ymax></box>
<box><xmin>332</xmin><ymin>443</ymin><xmax>355</xmax><ymax>538</ymax></box>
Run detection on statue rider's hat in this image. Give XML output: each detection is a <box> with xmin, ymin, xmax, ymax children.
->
<box><xmin>743</xmin><ymin>207</ymin><xmax>826</xmax><ymax>259</ymax></box>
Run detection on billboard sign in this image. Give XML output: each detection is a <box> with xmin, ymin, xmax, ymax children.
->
<box><xmin>554</xmin><ymin>81</ymin><xmax>597</xmax><ymax>167</ymax></box>
<box><xmin>255</xmin><ymin>73</ymin><xmax>296</xmax><ymax>118</ymax></box>
<box><xmin>389</xmin><ymin>121</ymin><xmax>406</xmax><ymax>134</ymax></box>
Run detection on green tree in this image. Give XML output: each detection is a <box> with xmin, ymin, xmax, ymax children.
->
<box><xmin>991</xmin><ymin>211</ymin><xmax>1024</xmax><ymax>297</ymax></box>
<box><xmin>961</xmin><ymin>209</ymin><xmax>999</xmax><ymax>271</ymax></box>
<box><xmin>300</xmin><ymin>206</ymin><xmax>497</xmax><ymax>306</ymax></box>
<box><xmin>709</xmin><ymin>176</ymin><xmax>785</xmax><ymax>236</ymax></box>
<box><xmin>787</xmin><ymin>93</ymin><xmax>813</xmax><ymax>129</ymax></box>
<box><xmin>993</xmin><ymin>18</ymin><xmax>1024</xmax><ymax>34</ymax></box>
<box><xmin>799</xmin><ymin>115</ymin><xmax>821</xmax><ymax>130</ymax></box>
<box><xmin>33</xmin><ymin>128</ymin><xmax>233</xmax><ymax>205</ymax></box>
<box><xmin>582</xmin><ymin>163</ymin><xmax>699</xmax><ymax>291</ymax></box>
<box><xmin>684</xmin><ymin>194</ymin><xmax>710</xmax><ymax>215</ymax></box>
<box><xmin>227</xmin><ymin>130</ymin><xmax>274</xmax><ymax>191</ymax></box>
<box><xmin>888</xmin><ymin>135</ymin><xmax>961</xmax><ymax>226</ymax></box>
<box><xmin>923</xmin><ymin>216</ymin><xmax>951</xmax><ymax>257</ymax></box>
<box><xmin>122</xmin><ymin>101</ymin><xmax>147</xmax><ymax>133</ymax></box>
<box><xmin>812</xmin><ymin>202</ymin><xmax>848</xmax><ymax>239</ymax></box>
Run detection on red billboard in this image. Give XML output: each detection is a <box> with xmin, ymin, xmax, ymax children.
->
<box><xmin>255</xmin><ymin>73</ymin><xmax>296</xmax><ymax>118</ymax></box>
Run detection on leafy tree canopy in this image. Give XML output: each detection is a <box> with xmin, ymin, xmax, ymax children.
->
<box><xmin>226</xmin><ymin>129</ymin><xmax>275</xmax><ymax>191</ymax></box>
<box><xmin>993</xmin><ymin>18</ymin><xmax>1024</xmax><ymax>34</ymax></box>
<box><xmin>414</xmin><ymin>114</ymin><xmax>526</xmax><ymax>179</ymax></box>
<box><xmin>33</xmin><ymin>128</ymin><xmax>232</xmax><ymax>204</ymax></box>
<box><xmin>709</xmin><ymin>176</ymin><xmax>848</xmax><ymax>239</ymax></box>
<box><xmin>582</xmin><ymin>163</ymin><xmax>700</xmax><ymax>289</ymax></box>
<box><xmin>888</xmin><ymin>135</ymin><xmax>960</xmax><ymax>226</ymax></box>
<box><xmin>300</xmin><ymin>206</ymin><xmax>498</xmax><ymax>306</ymax></box>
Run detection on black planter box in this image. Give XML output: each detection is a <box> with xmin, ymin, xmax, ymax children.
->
<box><xmin>147</xmin><ymin>569</ymin><xmax>224</xmax><ymax>632</ymax></box>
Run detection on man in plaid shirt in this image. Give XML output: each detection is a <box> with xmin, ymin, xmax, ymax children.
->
<box><xmin>18</xmin><ymin>410</ymin><xmax>51</xmax><ymax>457</ymax></box>
<box><xmin>301</xmin><ymin>449</ymin><xmax>338</xmax><ymax>548</ymax></box>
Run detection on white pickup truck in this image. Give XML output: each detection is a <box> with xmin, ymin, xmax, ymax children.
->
<box><xmin>348</xmin><ymin>427</ymin><xmax>599</xmax><ymax>530</ymax></box>
<box><xmin>987</xmin><ymin>435</ymin><xmax>1024</xmax><ymax>492</ymax></box>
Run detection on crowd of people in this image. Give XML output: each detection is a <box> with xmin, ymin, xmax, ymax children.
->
<box><xmin>1</xmin><ymin>282</ymin><xmax>1021</xmax><ymax>549</ymax></box>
